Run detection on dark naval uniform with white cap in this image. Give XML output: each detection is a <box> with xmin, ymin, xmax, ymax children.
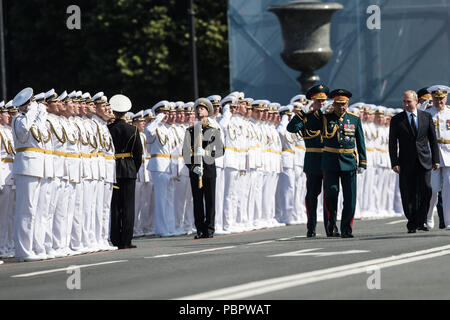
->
<box><xmin>108</xmin><ymin>95</ymin><xmax>143</xmax><ymax>249</ymax></box>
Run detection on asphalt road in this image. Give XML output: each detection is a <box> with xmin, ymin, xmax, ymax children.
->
<box><xmin>1</xmin><ymin>215</ymin><xmax>450</xmax><ymax>302</ymax></box>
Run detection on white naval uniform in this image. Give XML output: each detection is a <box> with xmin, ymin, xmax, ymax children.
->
<box><xmin>293</xmin><ymin>127</ymin><xmax>307</xmax><ymax>224</ymax></box>
<box><xmin>101</xmin><ymin>122</ymin><xmax>115</xmax><ymax>249</ymax></box>
<box><xmin>275</xmin><ymin>115</ymin><xmax>297</xmax><ymax>224</ymax></box>
<box><xmin>220</xmin><ymin>111</ymin><xmax>242</xmax><ymax>233</ymax></box>
<box><xmin>0</xmin><ymin>124</ymin><xmax>15</xmax><ymax>257</ymax></box>
<box><xmin>12</xmin><ymin>104</ymin><xmax>47</xmax><ymax>259</ymax></box>
<box><xmin>426</xmin><ymin>105</ymin><xmax>450</xmax><ymax>228</ymax></box>
<box><xmin>146</xmin><ymin>118</ymin><xmax>176</xmax><ymax>237</ymax></box>
<box><xmin>92</xmin><ymin>115</ymin><xmax>106</xmax><ymax>248</ymax></box>
<box><xmin>33</xmin><ymin>112</ymin><xmax>54</xmax><ymax>257</ymax></box>
<box><xmin>60</xmin><ymin>116</ymin><xmax>81</xmax><ymax>254</ymax></box>
<box><xmin>141</xmin><ymin>126</ymin><xmax>155</xmax><ymax>236</ymax></box>
<box><xmin>236</xmin><ymin>115</ymin><xmax>250</xmax><ymax>231</ymax></box>
<box><xmin>268</xmin><ymin>122</ymin><xmax>283</xmax><ymax>227</ymax></box>
<box><xmin>213</xmin><ymin>115</ymin><xmax>227</xmax><ymax>234</ymax></box>
<box><xmin>252</xmin><ymin>119</ymin><xmax>265</xmax><ymax>229</ymax></box>
<box><xmin>172</xmin><ymin>123</ymin><xmax>193</xmax><ymax>235</ymax></box>
<box><xmin>245</xmin><ymin>117</ymin><xmax>260</xmax><ymax>231</ymax></box>
<box><xmin>360</xmin><ymin>121</ymin><xmax>376</xmax><ymax>218</ymax></box>
<box><xmin>134</xmin><ymin>130</ymin><xmax>150</xmax><ymax>237</ymax></box>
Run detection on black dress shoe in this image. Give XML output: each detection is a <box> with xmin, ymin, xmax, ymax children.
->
<box><xmin>206</xmin><ymin>234</ymin><xmax>214</xmax><ymax>238</ymax></box>
<box><xmin>417</xmin><ymin>226</ymin><xmax>429</xmax><ymax>231</ymax></box>
<box><xmin>439</xmin><ymin>222</ymin><xmax>445</xmax><ymax>229</ymax></box>
<box><xmin>307</xmin><ymin>231</ymin><xmax>316</xmax><ymax>238</ymax></box>
<box><xmin>126</xmin><ymin>244</ymin><xmax>137</xmax><ymax>249</ymax></box>
<box><xmin>194</xmin><ymin>233</ymin><xmax>204</xmax><ymax>239</ymax></box>
<box><xmin>341</xmin><ymin>232</ymin><xmax>354</xmax><ymax>238</ymax></box>
<box><xmin>407</xmin><ymin>229</ymin><xmax>416</xmax><ymax>233</ymax></box>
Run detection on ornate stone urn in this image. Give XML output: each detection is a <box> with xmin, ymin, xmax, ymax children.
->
<box><xmin>269</xmin><ymin>0</ymin><xmax>343</xmax><ymax>93</ymax></box>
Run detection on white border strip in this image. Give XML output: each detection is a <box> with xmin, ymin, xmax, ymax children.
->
<box><xmin>145</xmin><ymin>246</ymin><xmax>236</xmax><ymax>258</ymax></box>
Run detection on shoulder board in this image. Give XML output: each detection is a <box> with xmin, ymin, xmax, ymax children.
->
<box><xmin>447</xmin><ymin>105</ymin><xmax>450</xmax><ymax>109</ymax></box>
<box><xmin>347</xmin><ymin>112</ymin><xmax>359</xmax><ymax>117</ymax></box>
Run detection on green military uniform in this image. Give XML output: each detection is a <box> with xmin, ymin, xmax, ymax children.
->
<box><xmin>287</xmin><ymin>84</ymin><xmax>335</xmax><ymax>237</ymax></box>
<box><xmin>305</xmin><ymin>89</ymin><xmax>366</xmax><ymax>238</ymax></box>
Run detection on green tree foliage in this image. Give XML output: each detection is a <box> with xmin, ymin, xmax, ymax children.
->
<box><xmin>4</xmin><ymin>0</ymin><xmax>229</xmax><ymax>111</ymax></box>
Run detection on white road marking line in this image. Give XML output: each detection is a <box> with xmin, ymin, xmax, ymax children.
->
<box><xmin>175</xmin><ymin>244</ymin><xmax>450</xmax><ymax>300</ymax></box>
<box><xmin>11</xmin><ymin>260</ymin><xmax>128</xmax><ymax>278</ymax></box>
<box><xmin>268</xmin><ymin>248</ymin><xmax>370</xmax><ymax>257</ymax></box>
<box><xmin>386</xmin><ymin>219</ymin><xmax>407</xmax><ymax>225</ymax></box>
<box><xmin>247</xmin><ymin>240</ymin><xmax>275</xmax><ymax>246</ymax></box>
<box><xmin>145</xmin><ymin>246</ymin><xmax>236</xmax><ymax>258</ymax></box>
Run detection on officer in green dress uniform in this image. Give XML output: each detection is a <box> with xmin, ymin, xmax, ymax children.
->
<box><xmin>305</xmin><ymin>89</ymin><xmax>367</xmax><ymax>238</ymax></box>
<box><xmin>417</xmin><ymin>87</ymin><xmax>445</xmax><ymax>229</ymax></box>
<box><xmin>287</xmin><ymin>84</ymin><xmax>336</xmax><ymax>237</ymax></box>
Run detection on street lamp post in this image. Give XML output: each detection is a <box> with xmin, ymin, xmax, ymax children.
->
<box><xmin>0</xmin><ymin>0</ymin><xmax>7</xmax><ymax>100</ymax></box>
<box><xmin>188</xmin><ymin>0</ymin><xmax>198</xmax><ymax>101</ymax></box>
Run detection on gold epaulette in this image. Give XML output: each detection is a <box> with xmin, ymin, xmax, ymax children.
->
<box><xmin>348</xmin><ymin>112</ymin><xmax>359</xmax><ymax>117</ymax></box>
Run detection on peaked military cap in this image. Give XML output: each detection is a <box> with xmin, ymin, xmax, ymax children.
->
<box><xmin>306</xmin><ymin>84</ymin><xmax>329</xmax><ymax>100</ymax></box>
<box><xmin>194</xmin><ymin>98</ymin><xmax>214</xmax><ymax>116</ymax></box>
<box><xmin>329</xmin><ymin>89</ymin><xmax>352</xmax><ymax>103</ymax></box>
<box><xmin>417</xmin><ymin>87</ymin><xmax>432</xmax><ymax>101</ymax></box>
<box><xmin>13</xmin><ymin>87</ymin><xmax>33</xmax><ymax>107</ymax></box>
<box><xmin>427</xmin><ymin>85</ymin><xmax>449</xmax><ymax>98</ymax></box>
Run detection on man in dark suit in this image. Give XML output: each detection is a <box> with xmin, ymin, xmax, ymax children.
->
<box><xmin>183</xmin><ymin>98</ymin><xmax>224</xmax><ymax>239</ymax></box>
<box><xmin>389</xmin><ymin>90</ymin><xmax>440</xmax><ymax>233</ymax></box>
<box><xmin>108</xmin><ymin>95</ymin><xmax>143</xmax><ymax>248</ymax></box>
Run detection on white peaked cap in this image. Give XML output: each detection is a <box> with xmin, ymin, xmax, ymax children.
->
<box><xmin>152</xmin><ymin>100</ymin><xmax>170</xmax><ymax>114</ymax></box>
<box><xmin>221</xmin><ymin>95</ymin><xmax>238</xmax><ymax>106</ymax></box>
<box><xmin>109</xmin><ymin>94</ymin><xmax>132</xmax><ymax>113</ymax></box>
<box><xmin>290</xmin><ymin>94</ymin><xmax>307</xmax><ymax>104</ymax></box>
<box><xmin>92</xmin><ymin>92</ymin><xmax>104</xmax><ymax>102</ymax></box>
<box><xmin>13</xmin><ymin>87</ymin><xmax>33</xmax><ymax>107</ymax></box>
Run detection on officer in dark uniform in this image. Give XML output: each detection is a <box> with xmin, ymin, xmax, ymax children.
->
<box><xmin>287</xmin><ymin>84</ymin><xmax>337</xmax><ymax>238</ymax></box>
<box><xmin>305</xmin><ymin>89</ymin><xmax>367</xmax><ymax>238</ymax></box>
<box><xmin>182</xmin><ymin>98</ymin><xmax>224</xmax><ymax>239</ymax></box>
<box><xmin>417</xmin><ymin>87</ymin><xmax>445</xmax><ymax>229</ymax></box>
<box><xmin>108</xmin><ymin>95</ymin><xmax>143</xmax><ymax>249</ymax></box>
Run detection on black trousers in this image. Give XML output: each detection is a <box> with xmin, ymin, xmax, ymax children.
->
<box><xmin>305</xmin><ymin>172</ymin><xmax>328</xmax><ymax>233</ymax></box>
<box><xmin>399</xmin><ymin>161</ymin><xmax>432</xmax><ymax>230</ymax></box>
<box><xmin>110</xmin><ymin>178</ymin><xmax>136</xmax><ymax>247</ymax></box>
<box><xmin>189</xmin><ymin>174</ymin><xmax>216</xmax><ymax>236</ymax></box>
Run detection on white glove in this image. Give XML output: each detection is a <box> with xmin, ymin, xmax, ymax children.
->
<box><xmin>193</xmin><ymin>166</ymin><xmax>203</xmax><ymax>175</ymax></box>
<box><xmin>320</xmin><ymin>100</ymin><xmax>334</xmax><ymax>113</ymax></box>
<box><xmin>27</xmin><ymin>101</ymin><xmax>39</xmax><ymax>112</ymax></box>
<box><xmin>281</xmin><ymin>114</ymin><xmax>289</xmax><ymax>123</ymax></box>
<box><xmin>357</xmin><ymin>167</ymin><xmax>365</xmax><ymax>174</ymax></box>
<box><xmin>302</xmin><ymin>101</ymin><xmax>313</xmax><ymax>113</ymax></box>
<box><xmin>223</xmin><ymin>104</ymin><xmax>231</xmax><ymax>115</ymax></box>
<box><xmin>155</xmin><ymin>113</ymin><xmax>165</xmax><ymax>123</ymax></box>
<box><xmin>195</xmin><ymin>148</ymin><xmax>205</xmax><ymax>157</ymax></box>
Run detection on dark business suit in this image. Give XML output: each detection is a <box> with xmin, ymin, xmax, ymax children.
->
<box><xmin>183</xmin><ymin>122</ymin><xmax>224</xmax><ymax>238</ymax></box>
<box><xmin>108</xmin><ymin>119</ymin><xmax>143</xmax><ymax>248</ymax></box>
<box><xmin>389</xmin><ymin>110</ymin><xmax>439</xmax><ymax>231</ymax></box>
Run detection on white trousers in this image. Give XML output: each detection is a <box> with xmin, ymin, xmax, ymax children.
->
<box><xmin>293</xmin><ymin>166</ymin><xmax>307</xmax><ymax>224</ymax></box>
<box><xmin>428</xmin><ymin>167</ymin><xmax>450</xmax><ymax>226</ymax></box>
<box><xmin>276</xmin><ymin>168</ymin><xmax>295</xmax><ymax>224</ymax></box>
<box><xmin>81</xmin><ymin>179</ymin><xmax>95</xmax><ymax>248</ymax></box>
<box><xmin>222</xmin><ymin>168</ymin><xmax>240</xmax><ymax>232</ymax></box>
<box><xmin>236</xmin><ymin>171</ymin><xmax>250</xmax><ymax>230</ymax></box>
<box><xmin>134</xmin><ymin>181</ymin><xmax>146</xmax><ymax>235</ymax></box>
<box><xmin>70</xmin><ymin>181</ymin><xmax>84</xmax><ymax>251</ymax></box>
<box><xmin>34</xmin><ymin>178</ymin><xmax>53</xmax><ymax>255</ymax></box>
<box><xmin>101</xmin><ymin>182</ymin><xmax>113</xmax><ymax>244</ymax></box>
<box><xmin>142</xmin><ymin>181</ymin><xmax>155</xmax><ymax>235</ymax></box>
<box><xmin>0</xmin><ymin>185</ymin><xmax>15</xmax><ymax>254</ymax></box>
<box><xmin>214</xmin><ymin>167</ymin><xmax>225</xmax><ymax>232</ymax></box>
<box><xmin>151</xmin><ymin>172</ymin><xmax>175</xmax><ymax>236</ymax></box>
<box><xmin>14</xmin><ymin>175</ymin><xmax>41</xmax><ymax>258</ymax></box>
<box><xmin>174</xmin><ymin>175</ymin><xmax>190</xmax><ymax>234</ymax></box>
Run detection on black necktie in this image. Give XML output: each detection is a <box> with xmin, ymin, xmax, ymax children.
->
<box><xmin>410</xmin><ymin>113</ymin><xmax>418</xmax><ymax>136</ymax></box>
